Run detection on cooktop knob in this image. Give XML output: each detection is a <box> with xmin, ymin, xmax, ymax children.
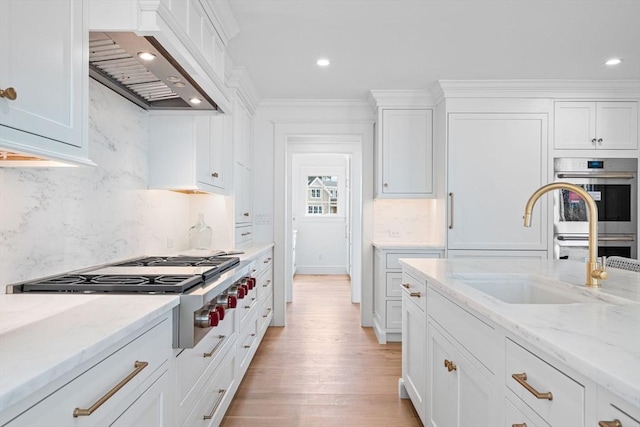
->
<box><xmin>215</xmin><ymin>305</ymin><xmax>225</xmax><ymax>320</ymax></box>
<box><xmin>194</xmin><ymin>309</ymin><xmax>210</xmax><ymax>328</ymax></box>
<box><xmin>208</xmin><ymin>310</ymin><xmax>220</xmax><ymax>327</ymax></box>
<box><xmin>228</xmin><ymin>295</ymin><xmax>238</xmax><ymax>308</ymax></box>
<box><xmin>247</xmin><ymin>277</ymin><xmax>255</xmax><ymax>290</ymax></box>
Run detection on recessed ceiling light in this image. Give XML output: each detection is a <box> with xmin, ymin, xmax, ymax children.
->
<box><xmin>189</xmin><ymin>98</ymin><xmax>202</xmax><ymax>105</ymax></box>
<box><xmin>317</xmin><ymin>58</ymin><xmax>330</xmax><ymax>67</ymax></box>
<box><xmin>605</xmin><ymin>58</ymin><xmax>622</xmax><ymax>66</ymax></box>
<box><xmin>137</xmin><ymin>52</ymin><xmax>156</xmax><ymax>61</ymax></box>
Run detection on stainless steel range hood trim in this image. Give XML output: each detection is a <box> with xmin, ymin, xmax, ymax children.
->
<box><xmin>89</xmin><ymin>33</ymin><xmax>219</xmax><ymax>111</ymax></box>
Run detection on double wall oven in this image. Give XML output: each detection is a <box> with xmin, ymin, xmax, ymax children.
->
<box><xmin>8</xmin><ymin>254</ymin><xmax>256</xmax><ymax>349</ymax></box>
<box><xmin>553</xmin><ymin>158</ymin><xmax>638</xmax><ymax>260</ymax></box>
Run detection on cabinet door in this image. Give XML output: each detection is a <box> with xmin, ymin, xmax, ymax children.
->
<box><xmin>447</xmin><ymin>113</ymin><xmax>548</xmax><ymax>251</ymax></box>
<box><xmin>428</xmin><ymin>323</ymin><xmax>494</xmax><ymax>427</ymax></box>
<box><xmin>234</xmin><ymin>163</ymin><xmax>252</xmax><ymax>224</ymax></box>
<box><xmin>380</xmin><ymin>109</ymin><xmax>433</xmax><ymax>197</ymax></box>
<box><xmin>402</xmin><ymin>294</ymin><xmax>427</xmax><ymax>424</ymax></box>
<box><xmin>0</xmin><ymin>0</ymin><xmax>87</xmax><ymax>161</ymax></box>
<box><xmin>196</xmin><ymin>115</ymin><xmax>228</xmax><ymax>191</ymax></box>
<box><xmin>111</xmin><ymin>369</ymin><xmax>170</xmax><ymax>427</ymax></box>
<box><xmin>597</xmin><ymin>101</ymin><xmax>638</xmax><ymax>150</ymax></box>
<box><xmin>554</xmin><ymin>102</ymin><xmax>597</xmax><ymax>149</ymax></box>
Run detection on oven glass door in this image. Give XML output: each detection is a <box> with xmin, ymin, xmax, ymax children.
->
<box><xmin>554</xmin><ymin>177</ymin><xmax>636</xmax><ymax>234</ymax></box>
<box><xmin>555</xmin><ymin>235</ymin><xmax>636</xmax><ymax>260</ymax></box>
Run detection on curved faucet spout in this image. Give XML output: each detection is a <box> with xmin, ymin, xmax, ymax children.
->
<box><xmin>523</xmin><ymin>182</ymin><xmax>607</xmax><ymax>288</ymax></box>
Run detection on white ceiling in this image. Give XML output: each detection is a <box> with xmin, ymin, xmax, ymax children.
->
<box><xmin>225</xmin><ymin>0</ymin><xmax>640</xmax><ymax>100</ymax></box>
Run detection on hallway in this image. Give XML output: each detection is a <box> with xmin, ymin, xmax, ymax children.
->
<box><xmin>221</xmin><ymin>275</ymin><xmax>421</xmax><ymax>426</ymax></box>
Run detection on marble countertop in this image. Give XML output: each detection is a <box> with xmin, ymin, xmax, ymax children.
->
<box><xmin>372</xmin><ymin>241</ymin><xmax>445</xmax><ymax>250</ymax></box>
<box><xmin>0</xmin><ymin>294</ymin><xmax>179</xmax><ymax>412</ymax></box>
<box><xmin>399</xmin><ymin>258</ymin><xmax>640</xmax><ymax>408</ymax></box>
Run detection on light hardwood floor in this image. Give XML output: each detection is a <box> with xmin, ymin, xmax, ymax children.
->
<box><xmin>221</xmin><ymin>274</ymin><xmax>421</xmax><ymax>426</ymax></box>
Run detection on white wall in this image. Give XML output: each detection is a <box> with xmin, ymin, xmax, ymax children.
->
<box><xmin>0</xmin><ymin>80</ymin><xmax>231</xmax><ymax>291</ymax></box>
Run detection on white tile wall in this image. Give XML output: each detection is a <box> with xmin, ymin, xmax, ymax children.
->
<box><xmin>0</xmin><ymin>81</ymin><xmax>230</xmax><ymax>291</ymax></box>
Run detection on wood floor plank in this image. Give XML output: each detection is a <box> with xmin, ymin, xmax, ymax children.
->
<box><xmin>221</xmin><ymin>275</ymin><xmax>420</xmax><ymax>426</ymax></box>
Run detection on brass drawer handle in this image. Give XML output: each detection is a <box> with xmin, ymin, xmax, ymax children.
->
<box><xmin>599</xmin><ymin>420</ymin><xmax>622</xmax><ymax>427</ymax></box>
<box><xmin>0</xmin><ymin>87</ymin><xmax>17</xmax><ymax>100</ymax></box>
<box><xmin>73</xmin><ymin>361</ymin><xmax>148</xmax><ymax>417</ymax></box>
<box><xmin>263</xmin><ymin>257</ymin><xmax>272</xmax><ymax>263</ymax></box>
<box><xmin>512</xmin><ymin>373</ymin><xmax>553</xmax><ymax>400</ymax></box>
<box><xmin>512</xmin><ymin>424</ymin><xmax>527</xmax><ymax>427</ymax></box>
<box><xmin>263</xmin><ymin>280</ymin><xmax>271</xmax><ymax>287</ymax></box>
<box><xmin>444</xmin><ymin>359</ymin><xmax>457</xmax><ymax>372</ymax></box>
<box><xmin>203</xmin><ymin>335</ymin><xmax>226</xmax><ymax>358</ymax></box>
<box><xmin>401</xmin><ymin>283</ymin><xmax>410</xmax><ymax>289</ymax></box>
<box><xmin>211</xmin><ymin>172</ymin><xmax>219</xmax><ymax>178</ymax></box>
<box><xmin>410</xmin><ymin>292</ymin><xmax>421</xmax><ymax>298</ymax></box>
<box><xmin>449</xmin><ymin>192</ymin><xmax>454</xmax><ymax>229</ymax></box>
<box><xmin>263</xmin><ymin>308</ymin><xmax>272</xmax><ymax>318</ymax></box>
<box><xmin>203</xmin><ymin>389</ymin><xmax>226</xmax><ymax>420</ymax></box>
<box><xmin>243</xmin><ymin>212</ymin><xmax>250</xmax><ymax>217</ymax></box>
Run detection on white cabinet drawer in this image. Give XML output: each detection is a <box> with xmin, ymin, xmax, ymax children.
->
<box><xmin>235</xmin><ymin>225</ymin><xmax>253</xmax><ymax>245</ymax></box>
<box><xmin>401</xmin><ymin>272</ymin><xmax>426</xmax><ymax>312</ymax></box>
<box><xmin>238</xmin><ymin>310</ymin><xmax>260</xmax><ymax>375</ymax></box>
<box><xmin>385</xmin><ymin>300</ymin><xmax>402</xmax><ymax>330</ymax></box>
<box><xmin>259</xmin><ymin>290</ymin><xmax>273</xmax><ymax>332</ymax></box>
<box><xmin>181</xmin><ymin>345</ymin><xmax>237</xmax><ymax>427</ymax></box>
<box><xmin>427</xmin><ymin>287</ymin><xmax>494</xmax><ymax>373</ymax></box>
<box><xmin>506</xmin><ymin>339</ymin><xmax>585</xmax><ymax>427</ymax></box>
<box><xmin>6</xmin><ymin>318</ymin><xmax>171</xmax><ymax>427</ymax></box>
<box><xmin>175</xmin><ymin>309</ymin><xmax>236</xmax><ymax>422</ymax></box>
<box><xmin>505</xmin><ymin>397</ymin><xmax>548</xmax><ymax>427</ymax></box>
<box><xmin>239</xmin><ymin>286</ymin><xmax>258</xmax><ymax>324</ymax></box>
<box><xmin>257</xmin><ymin>251</ymin><xmax>273</xmax><ymax>273</ymax></box>
<box><xmin>386</xmin><ymin>272</ymin><xmax>403</xmax><ymax>298</ymax></box>
<box><xmin>386</xmin><ymin>252</ymin><xmax>439</xmax><ymax>269</ymax></box>
<box><xmin>257</xmin><ymin>266</ymin><xmax>273</xmax><ymax>302</ymax></box>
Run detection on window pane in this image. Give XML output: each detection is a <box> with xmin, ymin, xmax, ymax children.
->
<box><xmin>306</xmin><ymin>175</ymin><xmax>339</xmax><ymax>216</ymax></box>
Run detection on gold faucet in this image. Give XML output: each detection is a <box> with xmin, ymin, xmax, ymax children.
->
<box><xmin>524</xmin><ymin>182</ymin><xmax>608</xmax><ymax>288</ymax></box>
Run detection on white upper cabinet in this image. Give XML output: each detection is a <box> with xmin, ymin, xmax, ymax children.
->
<box><xmin>0</xmin><ymin>0</ymin><xmax>92</xmax><ymax>166</ymax></box>
<box><xmin>554</xmin><ymin>101</ymin><xmax>638</xmax><ymax>150</ymax></box>
<box><xmin>148</xmin><ymin>113</ymin><xmax>230</xmax><ymax>194</ymax></box>
<box><xmin>233</xmin><ymin>96</ymin><xmax>253</xmax><ymax>224</ymax></box>
<box><xmin>377</xmin><ymin>109</ymin><xmax>434</xmax><ymax>198</ymax></box>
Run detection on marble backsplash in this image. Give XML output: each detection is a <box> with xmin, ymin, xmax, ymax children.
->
<box><xmin>373</xmin><ymin>199</ymin><xmax>441</xmax><ymax>244</ymax></box>
<box><xmin>0</xmin><ymin>80</ymin><xmax>229</xmax><ymax>291</ymax></box>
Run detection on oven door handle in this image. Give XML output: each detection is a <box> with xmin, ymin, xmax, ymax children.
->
<box><xmin>556</xmin><ymin>172</ymin><xmax>635</xmax><ymax>180</ymax></box>
<box><xmin>557</xmin><ymin>235</ymin><xmax>636</xmax><ymax>242</ymax></box>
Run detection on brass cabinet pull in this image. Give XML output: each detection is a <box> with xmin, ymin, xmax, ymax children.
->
<box><xmin>243</xmin><ymin>212</ymin><xmax>250</xmax><ymax>217</ymax></box>
<box><xmin>0</xmin><ymin>87</ymin><xmax>17</xmax><ymax>100</ymax></box>
<box><xmin>448</xmin><ymin>192</ymin><xmax>454</xmax><ymax>229</ymax></box>
<box><xmin>597</xmin><ymin>138</ymin><xmax>603</xmax><ymax>145</ymax></box>
<box><xmin>263</xmin><ymin>308</ymin><xmax>272</xmax><ymax>318</ymax></box>
<box><xmin>410</xmin><ymin>292</ymin><xmax>421</xmax><ymax>298</ymax></box>
<box><xmin>264</xmin><ymin>257</ymin><xmax>272</xmax><ymax>263</ymax></box>
<box><xmin>599</xmin><ymin>420</ymin><xmax>622</xmax><ymax>427</ymax></box>
<box><xmin>243</xmin><ymin>345</ymin><xmax>251</xmax><ymax>349</ymax></box>
<box><xmin>73</xmin><ymin>361</ymin><xmax>148</xmax><ymax>417</ymax></box>
<box><xmin>203</xmin><ymin>335</ymin><xmax>226</xmax><ymax>358</ymax></box>
<box><xmin>401</xmin><ymin>283</ymin><xmax>410</xmax><ymax>289</ymax></box>
<box><xmin>203</xmin><ymin>389</ymin><xmax>226</xmax><ymax>420</ymax></box>
<box><xmin>211</xmin><ymin>172</ymin><xmax>219</xmax><ymax>178</ymax></box>
<box><xmin>511</xmin><ymin>373</ymin><xmax>553</xmax><ymax>400</ymax></box>
<box><xmin>383</xmin><ymin>183</ymin><xmax>388</xmax><ymax>188</ymax></box>
<box><xmin>512</xmin><ymin>424</ymin><xmax>527</xmax><ymax>427</ymax></box>
<box><xmin>263</xmin><ymin>280</ymin><xmax>271</xmax><ymax>287</ymax></box>
<box><xmin>591</xmin><ymin>138</ymin><xmax>597</xmax><ymax>145</ymax></box>
<box><xmin>444</xmin><ymin>359</ymin><xmax>457</xmax><ymax>372</ymax></box>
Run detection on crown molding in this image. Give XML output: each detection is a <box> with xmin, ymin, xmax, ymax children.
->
<box><xmin>199</xmin><ymin>0</ymin><xmax>239</xmax><ymax>45</ymax></box>
<box><xmin>368</xmin><ymin>90</ymin><xmax>436</xmax><ymax>111</ymax></box>
<box><xmin>434</xmin><ymin>80</ymin><xmax>640</xmax><ymax>99</ymax></box>
<box><xmin>259</xmin><ymin>99</ymin><xmax>372</xmax><ymax>110</ymax></box>
<box><xmin>227</xmin><ymin>66</ymin><xmax>260</xmax><ymax>113</ymax></box>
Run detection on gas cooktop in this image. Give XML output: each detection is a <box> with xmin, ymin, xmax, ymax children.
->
<box><xmin>17</xmin><ymin>255</ymin><xmax>240</xmax><ymax>294</ymax></box>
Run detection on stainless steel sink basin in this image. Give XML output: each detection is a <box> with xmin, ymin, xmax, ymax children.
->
<box><xmin>451</xmin><ymin>273</ymin><xmax>599</xmax><ymax>304</ymax></box>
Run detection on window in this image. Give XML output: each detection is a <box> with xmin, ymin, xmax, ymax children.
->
<box><xmin>306</xmin><ymin>175</ymin><xmax>339</xmax><ymax>216</ymax></box>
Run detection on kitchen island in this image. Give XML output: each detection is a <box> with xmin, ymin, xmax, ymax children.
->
<box><xmin>399</xmin><ymin>257</ymin><xmax>640</xmax><ymax>427</ymax></box>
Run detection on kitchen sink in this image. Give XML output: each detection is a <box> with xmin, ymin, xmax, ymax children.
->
<box><xmin>451</xmin><ymin>273</ymin><xmax>600</xmax><ymax>304</ymax></box>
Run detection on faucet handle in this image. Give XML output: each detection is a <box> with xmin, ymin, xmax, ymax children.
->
<box><xmin>592</xmin><ymin>257</ymin><xmax>609</xmax><ymax>281</ymax></box>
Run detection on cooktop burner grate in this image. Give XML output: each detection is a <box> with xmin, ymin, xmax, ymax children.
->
<box><xmin>21</xmin><ymin>274</ymin><xmax>203</xmax><ymax>294</ymax></box>
<box><xmin>114</xmin><ymin>256</ymin><xmax>238</xmax><ymax>268</ymax></box>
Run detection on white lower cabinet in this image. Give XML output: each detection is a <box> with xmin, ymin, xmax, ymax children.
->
<box><xmin>401</xmin><ymin>272</ymin><xmax>427</xmax><ymax>424</ymax></box>
<box><xmin>4</xmin><ymin>315</ymin><xmax>172</xmax><ymax>427</ymax></box>
<box><xmin>374</xmin><ymin>247</ymin><xmax>442</xmax><ymax>343</ymax></box>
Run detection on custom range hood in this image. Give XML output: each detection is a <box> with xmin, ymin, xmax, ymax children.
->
<box><xmin>89</xmin><ymin>32</ymin><xmax>218</xmax><ymax>111</ymax></box>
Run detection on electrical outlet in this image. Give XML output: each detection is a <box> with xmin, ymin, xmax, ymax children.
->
<box><xmin>389</xmin><ymin>230</ymin><xmax>401</xmax><ymax>238</ymax></box>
